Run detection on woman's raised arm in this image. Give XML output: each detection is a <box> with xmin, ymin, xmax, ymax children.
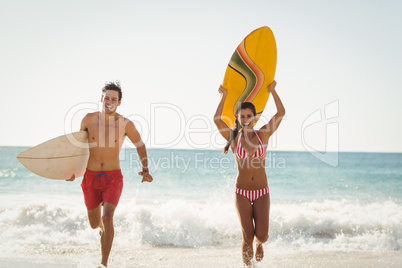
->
<box><xmin>213</xmin><ymin>85</ymin><xmax>231</xmax><ymax>141</ymax></box>
<box><xmin>259</xmin><ymin>80</ymin><xmax>286</xmax><ymax>143</ymax></box>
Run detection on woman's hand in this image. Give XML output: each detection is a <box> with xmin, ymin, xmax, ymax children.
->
<box><xmin>218</xmin><ymin>85</ymin><xmax>228</xmax><ymax>97</ymax></box>
<box><xmin>268</xmin><ymin>80</ymin><xmax>277</xmax><ymax>93</ymax></box>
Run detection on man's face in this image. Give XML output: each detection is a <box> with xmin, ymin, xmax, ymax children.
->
<box><xmin>101</xmin><ymin>90</ymin><xmax>121</xmax><ymax>114</ymax></box>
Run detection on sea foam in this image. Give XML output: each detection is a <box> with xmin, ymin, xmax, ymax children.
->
<box><xmin>1</xmin><ymin>196</ymin><xmax>401</xmax><ymax>258</ymax></box>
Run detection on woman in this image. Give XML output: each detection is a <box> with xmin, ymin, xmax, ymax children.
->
<box><xmin>214</xmin><ymin>81</ymin><xmax>285</xmax><ymax>266</ymax></box>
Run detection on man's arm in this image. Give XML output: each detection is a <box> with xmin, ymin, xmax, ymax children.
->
<box><xmin>66</xmin><ymin>113</ymin><xmax>91</xmax><ymax>182</ymax></box>
<box><xmin>125</xmin><ymin>120</ymin><xmax>153</xmax><ymax>183</ymax></box>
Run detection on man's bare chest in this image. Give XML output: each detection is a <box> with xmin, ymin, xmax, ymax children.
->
<box><xmin>87</xmin><ymin>120</ymin><xmax>126</xmax><ymax>147</ymax></box>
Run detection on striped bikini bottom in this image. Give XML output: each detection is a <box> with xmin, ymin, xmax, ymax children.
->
<box><xmin>234</xmin><ymin>187</ymin><xmax>269</xmax><ymax>205</ymax></box>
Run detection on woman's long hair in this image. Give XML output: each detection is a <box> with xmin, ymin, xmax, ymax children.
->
<box><xmin>223</xmin><ymin>102</ymin><xmax>257</xmax><ymax>154</ymax></box>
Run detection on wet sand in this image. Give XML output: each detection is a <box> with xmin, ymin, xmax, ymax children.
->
<box><xmin>1</xmin><ymin>247</ymin><xmax>401</xmax><ymax>268</ymax></box>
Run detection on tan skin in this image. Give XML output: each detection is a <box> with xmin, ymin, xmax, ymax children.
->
<box><xmin>67</xmin><ymin>90</ymin><xmax>153</xmax><ymax>267</ymax></box>
<box><xmin>214</xmin><ymin>81</ymin><xmax>285</xmax><ymax>266</ymax></box>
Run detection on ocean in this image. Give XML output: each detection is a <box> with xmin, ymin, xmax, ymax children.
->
<box><xmin>1</xmin><ymin>147</ymin><xmax>402</xmax><ymax>267</ymax></box>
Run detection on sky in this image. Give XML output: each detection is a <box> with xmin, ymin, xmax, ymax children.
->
<box><xmin>1</xmin><ymin>0</ymin><xmax>401</xmax><ymax>153</ymax></box>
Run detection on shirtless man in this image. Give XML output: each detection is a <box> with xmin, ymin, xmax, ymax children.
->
<box><xmin>67</xmin><ymin>81</ymin><xmax>153</xmax><ymax>268</ymax></box>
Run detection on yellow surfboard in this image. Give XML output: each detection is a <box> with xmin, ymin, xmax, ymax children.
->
<box><xmin>222</xmin><ymin>26</ymin><xmax>277</xmax><ymax>129</ymax></box>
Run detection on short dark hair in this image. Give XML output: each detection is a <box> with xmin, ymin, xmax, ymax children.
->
<box><xmin>102</xmin><ymin>81</ymin><xmax>122</xmax><ymax>101</ymax></box>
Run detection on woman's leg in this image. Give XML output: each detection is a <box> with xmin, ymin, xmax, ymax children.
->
<box><xmin>235</xmin><ymin>193</ymin><xmax>255</xmax><ymax>266</ymax></box>
<box><xmin>252</xmin><ymin>193</ymin><xmax>270</xmax><ymax>262</ymax></box>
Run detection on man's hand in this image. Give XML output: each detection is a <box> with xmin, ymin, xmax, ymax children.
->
<box><xmin>66</xmin><ymin>174</ymin><xmax>75</xmax><ymax>181</ymax></box>
<box><xmin>138</xmin><ymin>172</ymin><xmax>153</xmax><ymax>183</ymax></box>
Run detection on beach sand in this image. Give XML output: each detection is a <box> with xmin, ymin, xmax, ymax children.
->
<box><xmin>1</xmin><ymin>247</ymin><xmax>401</xmax><ymax>268</ymax></box>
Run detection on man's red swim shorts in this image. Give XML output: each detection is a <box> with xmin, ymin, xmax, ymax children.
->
<box><xmin>81</xmin><ymin>169</ymin><xmax>123</xmax><ymax>210</ymax></box>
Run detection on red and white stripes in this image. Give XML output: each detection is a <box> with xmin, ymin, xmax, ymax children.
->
<box><xmin>235</xmin><ymin>187</ymin><xmax>269</xmax><ymax>204</ymax></box>
<box><xmin>234</xmin><ymin>131</ymin><xmax>266</xmax><ymax>159</ymax></box>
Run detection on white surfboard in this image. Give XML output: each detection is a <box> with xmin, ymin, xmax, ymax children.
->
<box><xmin>16</xmin><ymin>131</ymin><xmax>89</xmax><ymax>180</ymax></box>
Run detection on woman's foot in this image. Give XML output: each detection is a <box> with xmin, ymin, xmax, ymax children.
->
<box><xmin>255</xmin><ymin>243</ymin><xmax>264</xmax><ymax>262</ymax></box>
<box><xmin>242</xmin><ymin>241</ymin><xmax>254</xmax><ymax>267</ymax></box>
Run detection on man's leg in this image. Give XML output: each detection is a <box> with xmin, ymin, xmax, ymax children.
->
<box><xmin>100</xmin><ymin>202</ymin><xmax>117</xmax><ymax>267</ymax></box>
<box><xmin>87</xmin><ymin>204</ymin><xmax>102</xmax><ymax>229</ymax></box>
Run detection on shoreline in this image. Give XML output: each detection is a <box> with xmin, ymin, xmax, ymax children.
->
<box><xmin>1</xmin><ymin>248</ymin><xmax>401</xmax><ymax>268</ymax></box>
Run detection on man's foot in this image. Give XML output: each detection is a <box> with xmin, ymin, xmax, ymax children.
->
<box><xmin>99</xmin><ymin>224</ymin><xmax>104</xmax><ymax>237</ymax></box>
<box><xmin>255</xmin><ymin>243</ymin><xmax>264</xmax><ymax>262</ymax></box>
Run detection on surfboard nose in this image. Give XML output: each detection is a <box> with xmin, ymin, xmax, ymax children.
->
<box><xmin>16</xmin><ymin>131</ymin><xmax>89</xmax><ymax>180</ymax></box>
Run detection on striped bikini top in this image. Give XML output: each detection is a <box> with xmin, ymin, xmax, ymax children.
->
<box><xmin>234</xmin><ymin>131</ymin><xmax>266</xmax><ymax>159</ymax></box>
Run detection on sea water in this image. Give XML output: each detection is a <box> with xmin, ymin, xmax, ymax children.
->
<box><xmin>0</xmin><ymin>147</ymin><xmax>402</xmax><ymax>267</ymax></box>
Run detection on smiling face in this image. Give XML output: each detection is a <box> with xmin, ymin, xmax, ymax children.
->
<box><xmin>101</xmin><ymin>90</ymin><xmax>121</xmax><ymax>114</ymax></box>
<box><xmin>237</xmin><ymin>108</ymin><xmax>255</xmax><ymax>130</ymax></box>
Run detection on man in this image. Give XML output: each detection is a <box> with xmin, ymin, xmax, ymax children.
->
<box><xmin>67</xmin><ymin>81</ymin><xmax>153</xmax><ymax>268</ymax></box>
